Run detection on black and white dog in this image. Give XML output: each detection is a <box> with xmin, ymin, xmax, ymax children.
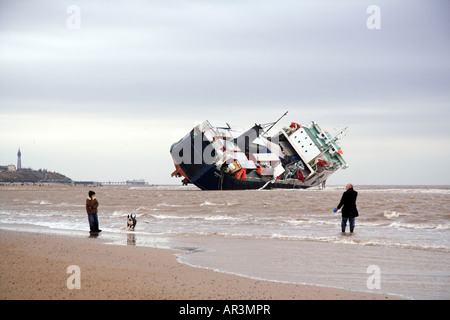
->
<box><xmin>127</xmin><ymin>214</ymin><xmax>137</xmax><ymax>231</ymax></box>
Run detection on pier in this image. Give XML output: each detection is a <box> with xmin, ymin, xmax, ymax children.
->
<box><xmin>74</xmin><ymin>180</ymin><xmax>148</xmax><ymax>186</ymax></box>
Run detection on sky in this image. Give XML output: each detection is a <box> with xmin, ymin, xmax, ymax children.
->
<box><xmin>0</xmin><ymin>0</ymin><xmax>449</xmax><ymax>185</ymax></box>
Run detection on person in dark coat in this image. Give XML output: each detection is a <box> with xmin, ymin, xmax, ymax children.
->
<box><xmin>335</xmin><ymin>183</ymin><xmax>359</xmax><ymax>233</ymax></box>
<box><xmin>86</xmin><ymin>190</ymin><xmax>101</xmax><ymax>233</ymax></box>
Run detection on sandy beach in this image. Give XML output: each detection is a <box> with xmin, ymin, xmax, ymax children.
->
<box><xmin>0</xmin><ymin>229</ymin><xmax>399</xmax><ymax>300</ymax></box>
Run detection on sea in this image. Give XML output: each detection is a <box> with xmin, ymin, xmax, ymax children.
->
<box><xmin>0</xmin><ymin>184</ymin><xmax>449</xmax><ymax>299</ymax></box>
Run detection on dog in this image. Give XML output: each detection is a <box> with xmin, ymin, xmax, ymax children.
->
<box><xmin>127</xmin><ymin>214</ymin><xmax>137</xmax><ymax>231</ymax></box>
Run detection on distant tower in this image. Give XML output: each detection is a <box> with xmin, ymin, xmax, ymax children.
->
<box><xmin>17</xmin><ymin>148</ymin><xmax>22</xmax><ymax>170</ymax></box>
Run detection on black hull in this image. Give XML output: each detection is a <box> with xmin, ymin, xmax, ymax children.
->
<box><xmin>179</xmin><ymin>162</ymin><xmax>309</xmax><ymax>190</ymax></box>
<box><xmin>171</xmin><ymin>133</ymin><xmax>309</xmax><ymax>190</ymax></box>
<box><xmin>170</xmin><ymin>127</ymin><xmax>317</xmax><ymax>190</ymax></box>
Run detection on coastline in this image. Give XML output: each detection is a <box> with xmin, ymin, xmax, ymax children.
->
<box><xmin>0</xmin><ymin>229</ymin><xmax>399</xmax><ymax>300</ymax></box>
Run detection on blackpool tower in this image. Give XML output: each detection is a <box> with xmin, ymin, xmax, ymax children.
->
<box><xmin>17</xmin><ymin>148</ymin><xmax>22</xmax><ymax>170</ymax></box>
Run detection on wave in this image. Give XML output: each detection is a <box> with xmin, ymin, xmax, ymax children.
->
<box><xmin>286</xmin><ymin>218</ymin><xmax>384</xmax><ymax>228</ymax></box>
<box><xmin>155</xmin><ymin>201</ymin><xmax>237</xmax><ymax>209</ymax></box>
<box><xmin>29</xmin><ymin>200</ymin><xmax>85</xmax><ymax>208</ymax></box>
<box><xmin>2</xmin><ymin>214</ymin><xmax>448</xmax><ymax>253</ymax></box>
<box><xmin>200</xmin><ymin>200</ymin><xmax>237</xmax><ymax>206</ymax></box>
<box><xmin>111</xmin><ymin>210</ymin><xmax>128</xmax><ymax>217</ymax></box>
<box><xmin>359</xmin><ymin>187</ymin><xmax>450</xmax><ymax>195</ymax></box>
<box><xmin>383</xmin><ymin>211</ymin><xmax>411</xmax><ymax>219</ymax></box>
<box><xmin>52</xmin><ymin>202</ymin><xmax>84</xmax><ymax>208</ymax></box>
<box><xmin>161</xmin><ymin>230</ymin><xmax>450</xmax><ymax>252</ymax></box>
<box><xmin>156</xmin><ymin>202</ymin><xmax>185</xmax><ymax>208</ymax></box>
<box><xmin>150</xmin><ymin>213</ymin><xmax>247</xmax><ymax>222</ymax></box>
<box><xmin>388</xmin><ymin>222</ymin><xmax>450</xmax><ymax>230</ymax></box>
<box><xmin>30</xmin><ymin>200</ymin><xmax>52</xmax><ymax>205</ymax></box>
<box><xmin>200</xmin><ymin>201</ymin><xmax>217</xmax><ymax>206</ymax></box>
<box><xmin>287</xmin><ymin>213</ymin><xmax>450</xmax><ymax>230</ymax></box>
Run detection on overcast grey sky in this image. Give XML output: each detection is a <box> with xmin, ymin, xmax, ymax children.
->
<box><xmin>1</xmin><ymin>0</ymin><xmax>449</xmax><ymax>185</ymax></box>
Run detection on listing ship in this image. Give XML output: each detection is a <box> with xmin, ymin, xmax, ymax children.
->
<box><xmin>170</xmin><ymin>113</ymin><xmax>348</xmax><ymax>190</ymax></box>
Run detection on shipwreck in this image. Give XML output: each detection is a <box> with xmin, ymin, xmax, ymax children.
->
<box><xmin>170</xmin><ymin>112</ymin><xmax>348</xmax><ymax>190</ymax></box>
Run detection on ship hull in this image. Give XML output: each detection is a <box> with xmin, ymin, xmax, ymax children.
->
<box><xmin>172</xmin><ymin>160</ymin><xmax>311</xmax><ymax>190</ymax></box>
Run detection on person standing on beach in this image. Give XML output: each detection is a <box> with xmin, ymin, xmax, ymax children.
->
<box><xmin>334</xmin><ymin>183</ymin><xmax>359</xmax><ymax>233</ymax></box>
<box><xmin>86</xmin><ymin>190</ymin><xmax>101</xmax><ymax>233</ymax></box>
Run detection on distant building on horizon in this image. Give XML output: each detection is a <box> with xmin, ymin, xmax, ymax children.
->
<box><xmin>0</xmin><ymin>148</ymin><xmax>22</xmax><ymax>173</ymax></box>
<box><xmin>0</xmin><ymin>164</ymin><xmax>16</xmax><ymax>173</ymax></box>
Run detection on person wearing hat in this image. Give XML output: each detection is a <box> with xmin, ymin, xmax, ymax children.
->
<box><xmin>334</xmin><ymin>183</ymin><xmax>359</xmax><ymax>233</ymax></box>
<box><xmin>86</xmin><ymin>190</ymin><xmax>101</xmax><ymax>233</ymax></box>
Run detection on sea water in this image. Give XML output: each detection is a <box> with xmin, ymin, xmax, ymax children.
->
<box><xmin>0</xmin><ymin>184</ymin><xmax>449</xmax><ymax>299</ymax></box>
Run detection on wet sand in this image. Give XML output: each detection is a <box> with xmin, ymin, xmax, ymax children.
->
<box><xmin>0</xmin><ymin>230</ymin><xmax>398</xmax><ymax>300</ymax></box>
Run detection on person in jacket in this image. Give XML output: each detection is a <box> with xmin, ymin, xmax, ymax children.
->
<box><xmin>86</xmin><ymin>190</ymin><xmax>101</xmax><ymax>233</ymax></box>
<box><xmin>335</xmin><ymin>183</ymin><xmax>359</xmax><ymax>233</ymax></box>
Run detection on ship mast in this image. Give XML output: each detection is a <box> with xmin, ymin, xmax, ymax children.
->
<box><xmin>261</xmin><ymin>111</ymin><xmax>288</xmax><ymax>134</ymax></box>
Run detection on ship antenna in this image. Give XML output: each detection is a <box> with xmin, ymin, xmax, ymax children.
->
<box><xmin>262</xmin><ymin>111</ymin><xmax>288</xmax><ymax>133</ymax></box>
